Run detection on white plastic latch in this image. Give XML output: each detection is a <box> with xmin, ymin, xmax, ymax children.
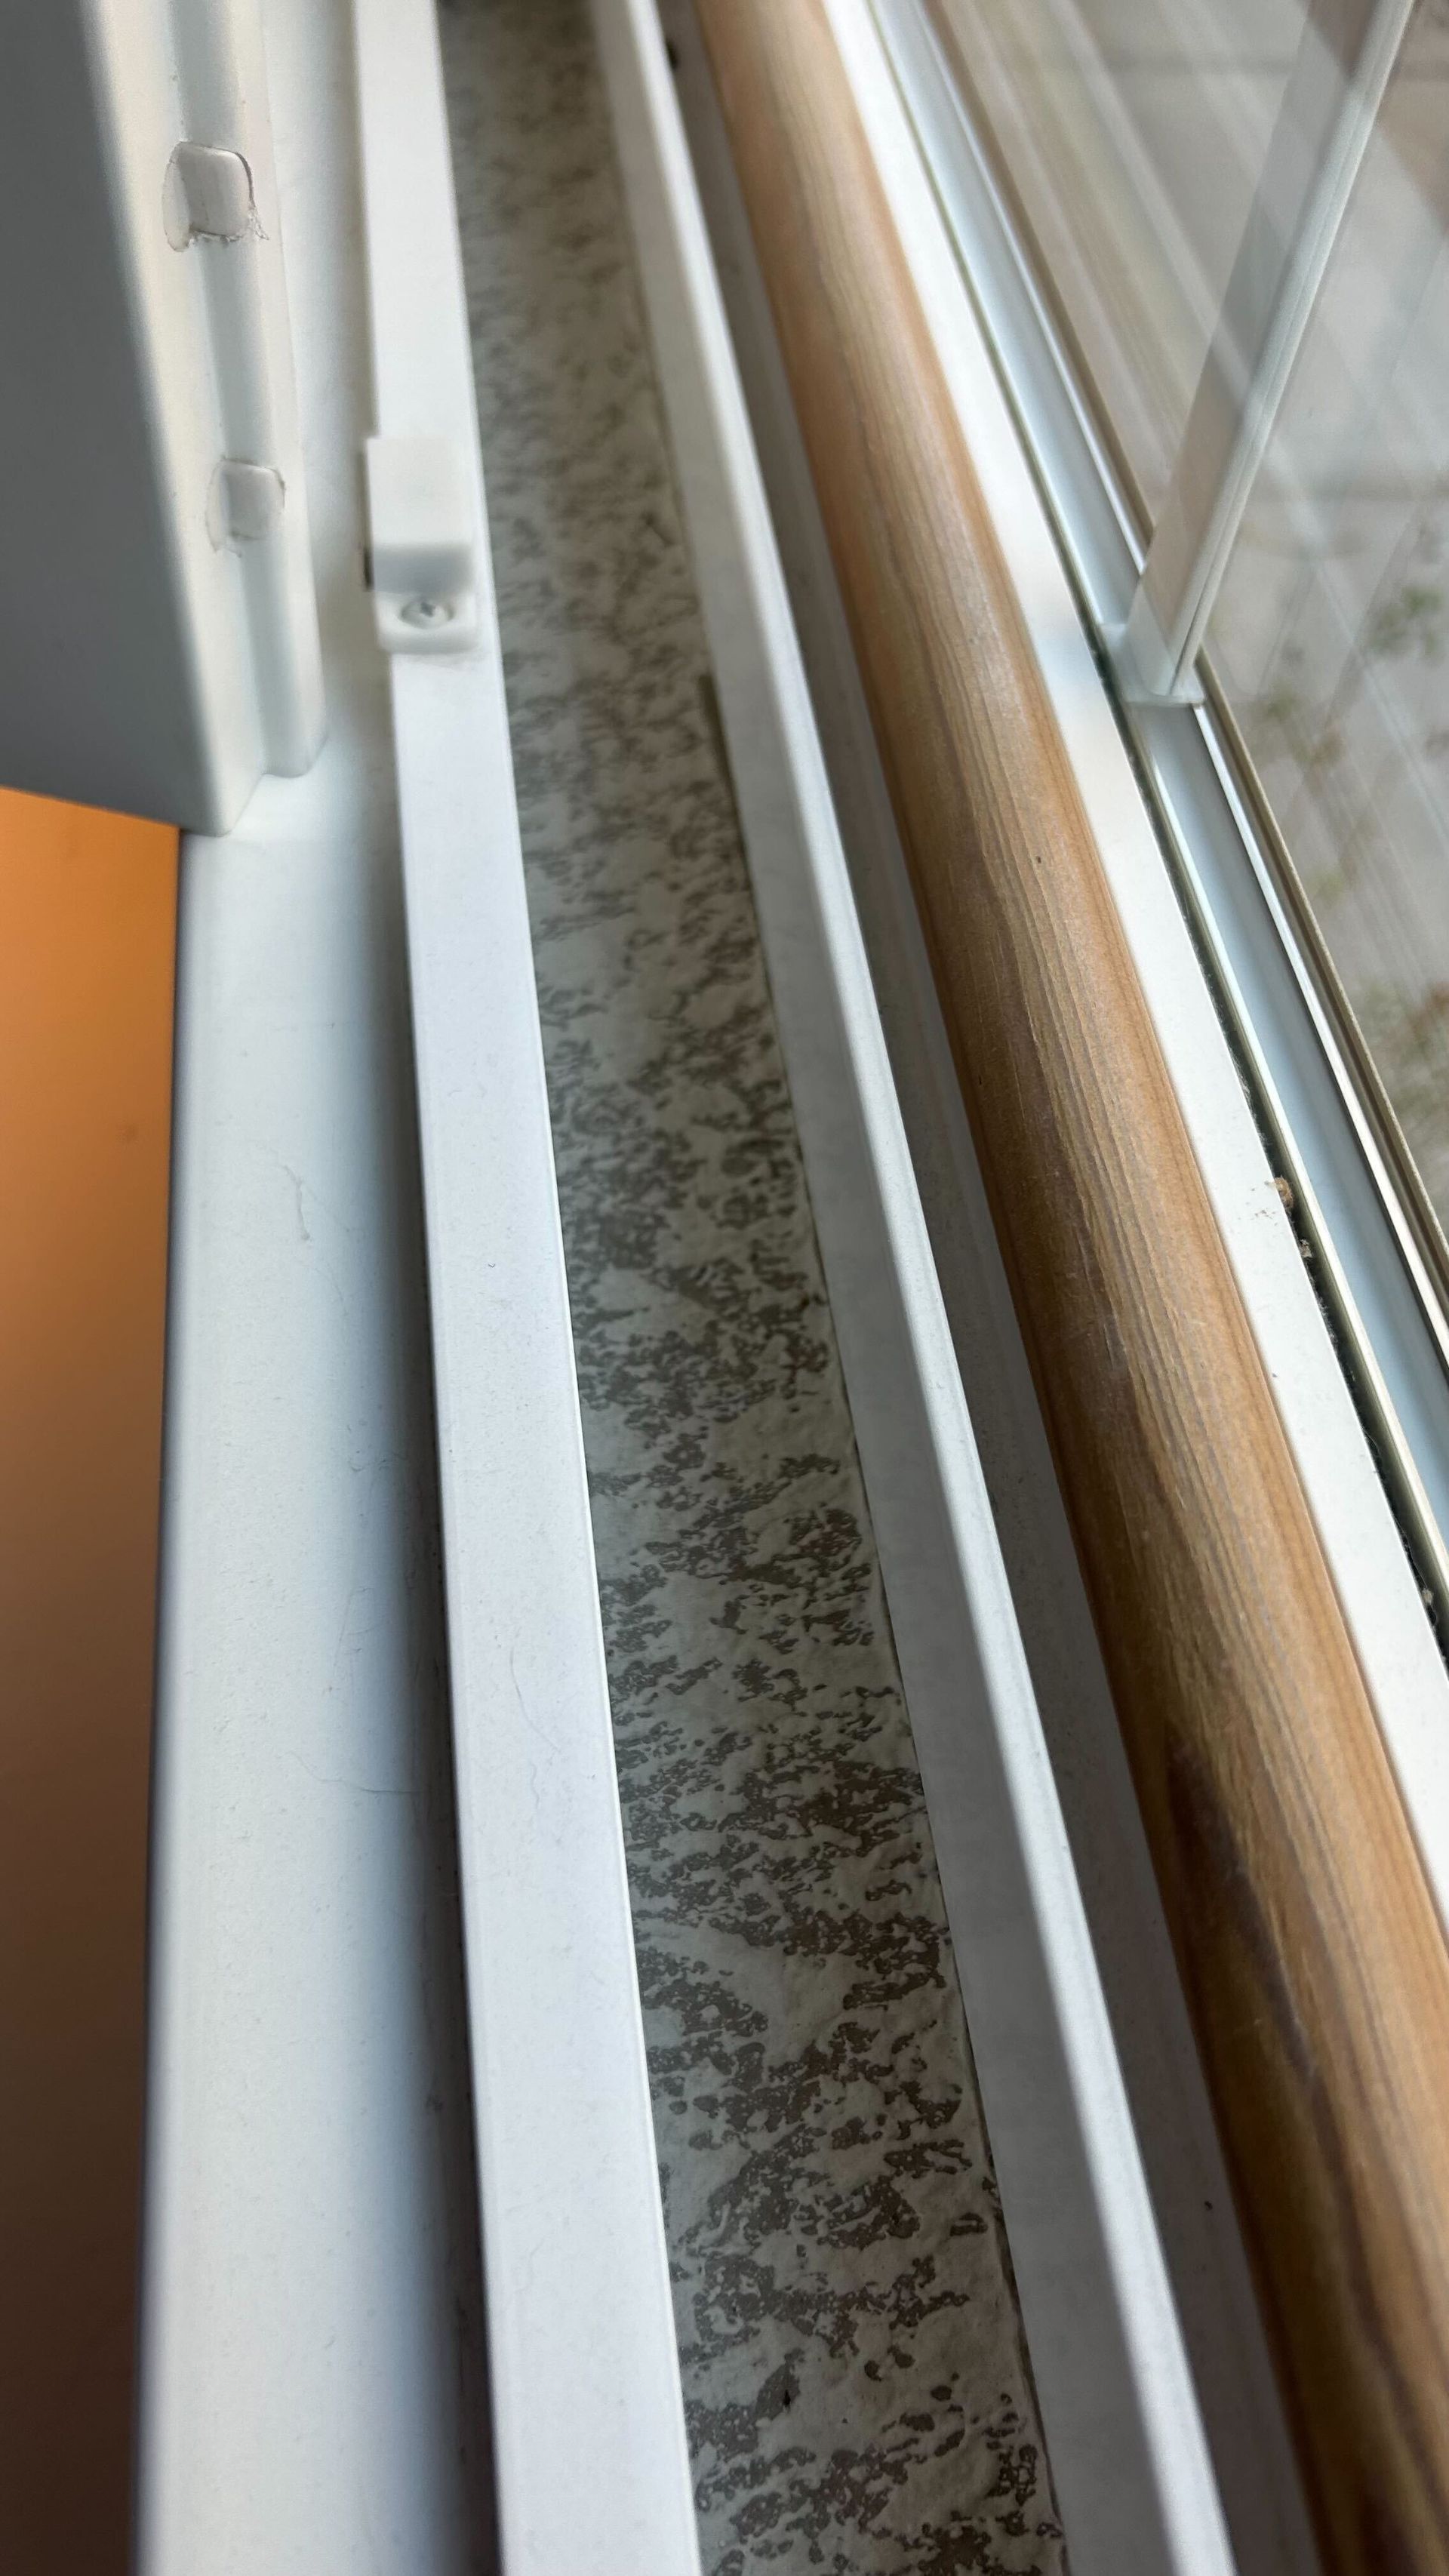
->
<box><xmin>163</xmin><ymin>143</ymin><xmax>257</xmax><ymax>249</ymax></box>
<box><xmin>208</xmin><ymin>458</ymin><xmax>285</xmax><ymax>548</ymax></box>
<box><xmin>365</xmin><ymin>436</ymin><xmax>479</xmax><ymax>654</ymax></box>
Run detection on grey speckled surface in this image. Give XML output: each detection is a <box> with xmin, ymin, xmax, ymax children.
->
<box><xmin>441</xmin><ymin>3</ymin><xmax>1066</xmax><ymax>2567</ymax></box>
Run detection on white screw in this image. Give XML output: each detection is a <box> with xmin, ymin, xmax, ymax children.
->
<box><xmin>399</xmin><ymin>596</ymin><xmax>455</xmax><ymax>629</ymax></box>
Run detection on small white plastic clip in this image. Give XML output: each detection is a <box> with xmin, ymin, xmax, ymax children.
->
<box><xmin>208</xmin><ymin>458</ymin><xmax>285</xmax><ymax>548</ymax></box>
<box><xmin>365</xmin><ymin>436</ymin><xmax>479</xmax><ymax>654</ymax></box>
<box><xmin>163</xmin><ymin>143</ymin><xmax>257</xmax><ymax>250</ymax></box>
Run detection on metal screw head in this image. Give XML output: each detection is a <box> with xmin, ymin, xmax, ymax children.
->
<box><xmin>398</xmin><ymin>596</ymin><xmax>455</xmax><ymax>629</ymax></box>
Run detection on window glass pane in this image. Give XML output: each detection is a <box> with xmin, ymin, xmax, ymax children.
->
<box><xmin>931</xmin><ymin>0</ymin><xmax>1304</xmax><ymax>512</ymax></box>
<box><xmin>1208</xmin><ymin>0</ymin><xmax>1449</xmax><ymax>1228</ymax></box>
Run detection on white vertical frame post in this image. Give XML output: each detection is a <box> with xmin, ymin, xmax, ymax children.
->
<box><xmin>0</xmin><ymin>0</ymin><xmax>321</xmax><ymax>829</ymax></box>
<box><xmin>165</xmin><ymin>0</ymin><xmax>325</xmax><ymax>779</ymax></box>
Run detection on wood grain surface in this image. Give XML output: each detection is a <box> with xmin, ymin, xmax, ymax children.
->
<box><xmin>694</xmin><ymin>3</ymin><xmax>1449</xmax><ymax>2565</ymax></box>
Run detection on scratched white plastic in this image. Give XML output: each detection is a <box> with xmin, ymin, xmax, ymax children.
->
<box><xmin>136</xmin><ymin>0</ymin><xmax>489</xmax><ymax>2562</ymax></box>
<box><xmin>138</xmin><ymin>0</ymin><xmax>697</xmax><ymax>2566</ymax></box>
<box><xmin>352</xmin><ymin>0</ymin><xmax>702</xmax><ymax>2568</ymax></box>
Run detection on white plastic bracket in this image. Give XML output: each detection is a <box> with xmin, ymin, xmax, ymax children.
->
<box><xmin>365</xmin><ymin>434</ymin><xmax>480</xmax><ymax>651</ymax></box>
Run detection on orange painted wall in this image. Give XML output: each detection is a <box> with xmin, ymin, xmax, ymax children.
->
<box><xmin>0</xmin><ymin>789</ymin><xmax>177</xmax><ymax>2571</ymax></box>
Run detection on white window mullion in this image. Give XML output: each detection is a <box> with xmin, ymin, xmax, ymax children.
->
<box><xmin>1120</xmin><ymin>0</ymin><xmax>1414</xmax><ymax>703</ymax></box>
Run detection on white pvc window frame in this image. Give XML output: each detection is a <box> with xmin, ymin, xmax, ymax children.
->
<box><xmin>621</xmin><ymin>4</ymin><xmax>1449</xmax><ymax>2563</ymax></box>
<box><xmin>0</xmin><ymin>0</ymin><xmax>323</xmax><ymax>830</ymax></box>
<box><xmin>845</xmin><ymin>0</ymin><xmax>1449</xmax><ymax>1929</ymax></box>
<box><xmin>873</xmin><ymin>0</ymin><xmax>1449</xmax><ymax>1621</ymax></box>
<box><xmin>137</xmin><ymin>0</ymin><xmax>700</xmax><ymax>2566</ymax></box>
